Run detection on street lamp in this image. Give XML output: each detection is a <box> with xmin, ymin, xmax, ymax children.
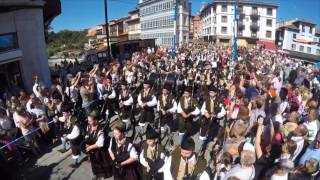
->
<box><xmin>104</xmin><ymin>0</ymin><xmax>111</xmax><ymax>62</ymax></box>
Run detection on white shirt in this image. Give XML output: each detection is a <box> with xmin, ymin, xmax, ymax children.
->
<box><xmin>66</xmin><ymin>125</ymin><xmax>80</xmax><ymax>140</ymax></box>
<box><xmin>177</xmin><ymin>99</ymin><xmax>200</xmax><ymax>116</ymax></box>
<box><xmin>304</xmin><ymin>120</ymin><xmax>318</xmax><ymax>141</ymax></box>
<box><xmin>65</xmin><ymin>85</ymin><xmax>79</xmax><ymax>103</ymax></box>
<box><xmin>200</xmin><ymin>101</ymin><xmax>226</xmax><ymax>118</ymax></box>
<box><xmin>96</xmin><ymin>83</ymin><xmax>105</xmax><ymax>100</ymax></box>
<box><xmin>159</xmin><ymin>155</ymin><xmax>210</xmax><ymax>180</ymax></box>
<box><xmin>108</xmin><ymin>138</ymin><xmax>138</xmax><ymax>159</ymax></box>
<box><xmin>291</xmin><ymin>136</ymin><xmax>305</xmax><ymax>161</ymax></box>
<box><xmin>119</xmin><ymin>95</ymin><xmax>133</xmax><ymax>106</ymax></box>
<box><xmin>138</xmin><ymin>93</ymin><xmax>157</xmax><ymax>107</ymax></box>
<box><xmin>139</xmin><ymin>145</ymin><xmax>166</xmax><ymax>167</ymax></box>
<box><xmin>157</xmin><ymin>97</ymin><xmax>177</xmax><ymax>113</ymax></box>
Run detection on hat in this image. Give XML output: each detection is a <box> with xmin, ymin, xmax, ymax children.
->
<box><xmin>115</xmin><ymin>123</ymin><xmax>126</xmax><ymax>133</ymax></box>
<box><xmin>243</xmin><ymin>142</ymin><xmax>255</xmax><ymax>153</ymax></box>
<box><xmin>89</xmin><ymin>110</ymin><xmax>98</xmax><ymax>119</ymax></box>
<box><xmin>184</xmin><ymin>86</ymin><xmax>192</xmax><ymax>93</ymax></box>
<box><xmin>208</xmin><ymin>85</ymin><xmax>218</xmax><ymax>92</ymax></box>
<box><xmin>61</xmin><ymin>102</ymin><xmax>73</xmax><ymax>113</ymax></box>
<box><xmin>121</xmin><ymin>80</ymin><xmax>128</xmax><ymax>86</ymax></box>
<box><xmin>144</xmin><ymin>80</ymin><xmax>152</xmax><ymax>85</ymax></box>
<box><xmin>163</xmin><ymin>84</ymin><xmax>172</xmax><ymax>91</ymax></box>
<box><xmin>181</xmin><ymin>137</ymin><xmax>195</xmax><ymax>151</ymax></box>
<box><xmin>146</xmin><ymin>124</ymin><xmax>158</xmax><ymax>139</ymax></box>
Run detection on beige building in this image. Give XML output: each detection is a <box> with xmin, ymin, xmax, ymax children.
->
<box><xmin>0</xmin><ymin>0</ymin><xmax>61</xmax><ymax>95</ymax></box>
<box><xmin>126</xmin><ymin>9</ymin><xmax>140</xmax><ymax>40</ymax></box>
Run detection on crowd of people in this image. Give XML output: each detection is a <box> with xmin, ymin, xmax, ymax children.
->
<box><xmin>0</xmin><ymin>41</ymin><xmax>320</xmax><ymax>180</ymax></box>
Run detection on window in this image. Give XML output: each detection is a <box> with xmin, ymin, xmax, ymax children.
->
<box><xmin>0</xmin><ymin>33</ymin><xmax>19</xmax><ymax>52</ymax></box>
<box><xmin>299</xmin><ymin>45</ymin><xmax>304</xmax><ymax>52</ymax></box>
<box><xmin>293</xmin><ymin>33</ymin><xmax>296</xmax><ymax>39</ymax></box>
<box><xmin>302</xmin><ymin>25</ymin><xmax>305</xmax><ymax>32</ymax></box>
<box><xmin>267</xmin><ymin>19</ymin><xmax>272</xmax><ymax>27</ymax></box>
<box><xmin>221</xmin><ymin>5</ymin><xmax>227</xmax><ymax>12</ymax></box>
<box><xmin>267</xmin><ymin>8</ymin><xmax>272</xmax><ymax>16</ymax></box>
<box><xmin>266</xmin><ymin>31</ymin><xmax>272</xmax><ymax>38</ymax></box>
<box><xmin>221</xmin><ymin>26</ymin><xmax>227</xmax><ymax>34</ymax></box>
<box><xmin>307</xmin><ymin>47</ymin><xmax>311</xmax><ymax>53</ymax></box>
<box><xmin>317</xmin><ymin>49</ymin><xmax>320</xmax><ymax>55</ymax></box>
<box><xmin>309</xmin><ymin>27</ymin><xmax>313</xmax><ymax>34</ymax></box>
<box><xmin>222</xmin><ymin>16</ymin><xmax>228</xmax><ymax>23</ymax></box>
<box><xmin>291</xmin><ymin>44</ymin><xmax>296</xmax><ymax>50</ymax></box>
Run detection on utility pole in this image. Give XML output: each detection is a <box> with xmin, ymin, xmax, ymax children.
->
<box><xmin>233</xmin><ymin>0</ymin><xmax>238</xmax><ymax>63</ymax></box>
<box><xmin>173</xmin><ymin>0</ymin><xmax>177</xmax><ymax>59</ymax></box>
<box><xmin>104</xmin><ymin>0</ymin><xmax>111</xmax><ymax>62</ymax></box>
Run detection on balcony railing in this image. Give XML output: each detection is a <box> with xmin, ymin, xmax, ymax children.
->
<box><xmin>250</xmin><ymin>10</ymin><xmax>260</xmax><ymax>20</ymax></box>
<box><xmin>250</xmin><ymin>22</ymin><xmax>259</xmax><ymax>31</ymax></box>
<box><xmin>238</xmin><ymin>21</ymin><xmax>245</xmax><ymax>30</ymax></box>
<box><xmin>238</xmin><ymin>8</ymin><xmax>245</xmax><ymax>19</ymax></box>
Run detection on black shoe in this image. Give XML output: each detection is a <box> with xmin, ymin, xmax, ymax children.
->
<box><xmin>57</xmin><ymin>149</ymin><xmax>67</xmax><ymax>153</ymax></box>
<box><xmin>69</xmin><ymin>163</ymin><xmax>79</xmax><ymax>168</ymax></box>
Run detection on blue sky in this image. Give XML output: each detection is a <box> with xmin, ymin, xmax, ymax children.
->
<box><xmin>51</xmin><ymin>0</ymin><xmax>320</xmax><ymax>32</ymax></box>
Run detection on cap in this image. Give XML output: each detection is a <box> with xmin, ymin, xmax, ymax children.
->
<box><xmin>115</xmin><ymin>123</ymin><xmax>126</xmax><ymax>133</ymax></box>
<box><xmin>121</xmin><ymin>80</ymin><xmax>128</xmax><ymax>86</ymax></box>
<box><xmin>163</xmin><ymin>84</ymin><xmax>172</xmax><ymax>91</ymax></box>
<box><xmin>144</xmin><ymin>80</ymin><xmax>152</xmax><ymax>85</ymax></box>
<box><xmin>181</xmin><ymin>137</ymin><xmax>195</xmax><ymax>151</ymax></box>
<box><xmin>61</xmin><ymin>102</ymin><xmax>73</xmax><ymax>113</ymax></box>
<box><xmin>184</xmin><ymin>86</ymin><xmax>192</xmax><ymax>93</ymax></box>
<box><xmin>146</xmin><ymin>124</ymin><xmax>158</xmax><ymax>139</ymax></box>
<box><xmin>208</xmin><ymin>85</ymin><xmax>218</xmax><ymax>92</ymax></box>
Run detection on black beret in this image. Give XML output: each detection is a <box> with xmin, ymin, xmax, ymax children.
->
<box><xmin>61</xmin><ymin>102</ymin><xmax>73</xmax><ymax>113</ymax></box>
<box><xmin>208</xmin><ymin>85</ymin><xmax>218</xmax><ymax>92</ymax></box>
<box><xmin>184</xmin><ymin>86</ymin><xmax>192</xmax><ymax>93</ymax></box>
<box><xmin>115</xmin><ymin>122</ymin><xmax>126</xmax><ymax>133</ymax></box>
<box><xmin>163</xmin><ymin>84</ymin><xmax>172</xmax><ymax>91</ymax></box>
<box><xmin>181</xmin><ymin>137</ymin><xmax>195</xmax><ymax>151</ymax></box>
<box><xmin>144</xmin><ymin>80</ymin><xmax>152</xmax><ymax>85</ymax></box>
<box><xmin>146</xmin><ymin>124</ymin><xmax>158</xmax><ymax>139</ymax></box>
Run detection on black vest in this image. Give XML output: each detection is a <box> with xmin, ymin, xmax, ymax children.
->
<box><xmin>170</xmin><ymin>147</ymin><xmax>207</xmax><ymax>179</ymax></box>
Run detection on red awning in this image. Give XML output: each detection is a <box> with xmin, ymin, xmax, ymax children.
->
<box><xmin>256</xmin><ymin>40</ymin><xmax>277</xmax><ymax>51</ymax></box>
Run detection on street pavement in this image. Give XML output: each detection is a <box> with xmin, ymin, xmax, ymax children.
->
<box><xmin>16</xmin><ymin>122</ymin><xmax>215</xmax><ymax>180</ymax></box>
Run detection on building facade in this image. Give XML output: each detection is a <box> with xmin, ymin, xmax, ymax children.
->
<box><xmin>190</xmin><ymin>15</ymin><xmax>201</xmax><ymax>40</ymax></box>
<box><xmin>138</xmin><ymin>0</ymin><xmax>191</xmax><ymax>47</ymax></box>
<box><xmin>126</xmin><ymin>9</ymin><xmax>141</xmax><ymax>40</ymax></box>
<box><xmin>0</xmin><ymin>0</ymin><xmax>61</xmax><ymax>94</ymax></box>
<box><xmin>200</xmin><ymin>0</ymin><xmax>278</xmax><ymax>47</ymax></box>
<box><xmin>276</xmin><ymin>19</ymin><xmax>320</xmax><ymax>58</ymax></box>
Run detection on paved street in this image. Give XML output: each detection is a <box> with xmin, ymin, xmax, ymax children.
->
<box><xmin>16</xmin><ymin>128</ymin><xmax>214</xmax><ymax>180</ymax></box>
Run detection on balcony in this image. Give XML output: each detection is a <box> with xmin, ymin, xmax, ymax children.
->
<box><xmin>250</xmin><ymin>10</ymin><xmax>260</xmax><ymax>20</ymax></box>
<box><xmin>238</xmin><ymin>21</ymin><xmax>245</xmax><ymax>30</ymax></box>
<box><xmin>251</xmin><ymin>33</ymin><xmax>258</xmax><ymax>39</ymax></box>
<box><xmin>250</xmin><ymin>22</ymin><xmax>259</xmax><ymax>31</ymax></box>
<box><xmin>238</xmin><ymin>31</ymin><xmax>243</xmax><ymax>37</ymax></box>
<box><xmin>238</xmin><ymin>8</ymin><xmax>245</xmax><ymax>20</ymax></box>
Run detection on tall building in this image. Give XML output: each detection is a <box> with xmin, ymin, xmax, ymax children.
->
<box><xmin>127</xmin><ymin>8</ymin><xmax>141</xmax><ymax>40</ymax></box>
<box><xmin>276</xmin><ymin>19</ymin><xmax>320</xmax><ymax>62</ymax></box>
<box><xmin>190</xmin><ymin>15</ymin><xmax>201</xmax><ymax>40</ymax></box>
<box><xmin>200</xmin><ymin>0</ymin><xmax>278</xmax><ymax>48</ymax></box>
<box><xmin>138</xmin><ymin>0</ymin><xmax>191</xmax><ymax>47</ymax></box>
<box><xmin>0</xmin><ymin>0</ymin><xmax>61</xmax><ymax>94</ymax></box>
